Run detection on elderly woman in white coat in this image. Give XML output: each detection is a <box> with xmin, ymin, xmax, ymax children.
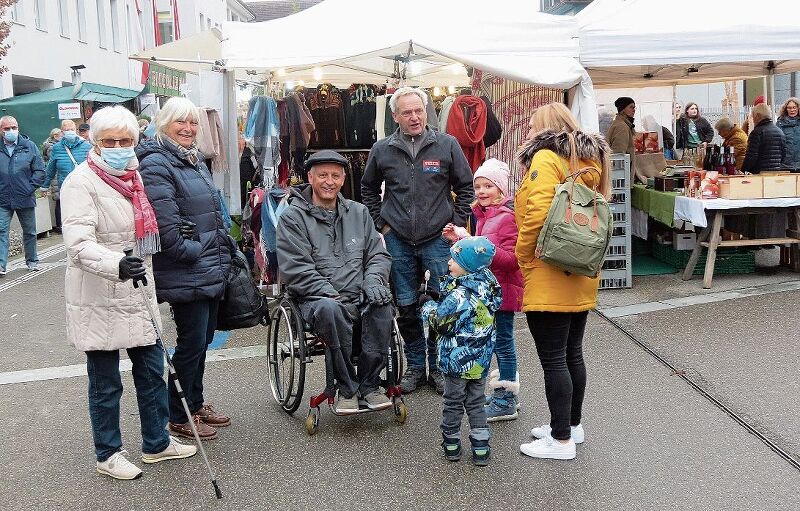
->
<box><xmin>60</xmin><ymin>105</ymin><xmax>196</xmax><ymax>480</ymax></box>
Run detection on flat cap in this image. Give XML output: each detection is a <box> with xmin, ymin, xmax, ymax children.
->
<box><xmin>304</xmin><ymin>149</ymin><xmax>349</xmax><ymax>172</ymax></box>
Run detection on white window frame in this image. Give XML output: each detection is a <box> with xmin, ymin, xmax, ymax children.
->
<box><xmin>58</xmin><ymin>0</ymin><xmax>70</xmax><ymax>37</ymax></box>
<box><xmin>10</xmin><ymin>1</ymin><xmax>24</xmax><ymax>25</ymax></box>
<box><xmin>96</xmin><ymin>0</ymin><xmax>107</xmax><ymax>48</ymax></box>
<box><xmin>34</xmin><ymin>0</ymin><xmax>47</xmax><ymax>31</ymax></box>
<box><xmin>76</xmin><ymin>0</ymin><xmax>87</xmax><ymax>42</ymax></box>
<box><xmin>110</xmin><ymin>0</ymin><xmax>120</xmax><ymax>51</ymax></box>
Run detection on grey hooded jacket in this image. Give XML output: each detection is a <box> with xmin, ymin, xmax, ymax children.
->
<box><xmin>276</xmin><ymin>184</ymin><xmax>391</xmax><ymax>306</ymax></box>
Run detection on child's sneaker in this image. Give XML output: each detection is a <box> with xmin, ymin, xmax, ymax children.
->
<box><xmin>485</xmin><ymin>390</ymin><xmax>518</xmax><ymax>422</ymax></box>
<box><xmin>441</xmin><ymin>436</ymin><xmax>462</xmax><ymax>462</ymax></box>
<box><xmin>469</xmin><ymin>437</ymin><xmax>491</xmax><ymax>466</ymax></box>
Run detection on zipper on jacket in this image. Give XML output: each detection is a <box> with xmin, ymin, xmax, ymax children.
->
<box><xmin>410</xmin><ymin>136</ymin><xmax>416</xmax><ymax>245</ymax></box>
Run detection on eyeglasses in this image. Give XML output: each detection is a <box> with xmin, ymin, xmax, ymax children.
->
<box><xmin>98</xmin><ymin>138</ymin><xmax>134</xmax><ymax>148</ymax></box>
<box><xmin>2</xmin><ymin>126</ymin><xmax>18</xmax><ymax>131</ymax></box>
<box><xmin>398</xmin><ymin>108</ymin><xmax>425</xmax><ymax>119</ymax></box>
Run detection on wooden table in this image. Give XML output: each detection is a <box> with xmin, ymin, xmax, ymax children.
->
<box><xmin>674</xmin><ymin>196</ymin><xmax>800</xmax><ymax>288</ymax></box>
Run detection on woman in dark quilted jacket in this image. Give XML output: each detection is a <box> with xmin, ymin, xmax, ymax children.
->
<box><xmin>742</xmin><ymin>104</ymin><xmax>786</xmax><ymax>174</ymax></box>
<box><xmin>137</xmin><ymin>97</ymin><xmax>233</xmax><ymax>442</ymax></box>
<box><xmin>777</xmin><ymin>98</ymin><xmax>800</xmax><ymax>170</ymax></box>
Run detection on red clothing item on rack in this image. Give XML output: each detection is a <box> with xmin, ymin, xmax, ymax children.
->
<box><xmin>446</xmin><ymin>95</ymin><xmax>488</xmax><ymax>172</ymax></box>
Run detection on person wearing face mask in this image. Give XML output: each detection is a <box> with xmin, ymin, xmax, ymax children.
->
<box><xmin>361</xmin><ymin>87</ymin><xmax>474</xmax><ymax>395</ymax></box>
<box><xmin>0</xmin><ymin>115</ymin><xmax>46</xmax><ymax>275</ymax></box>
<box><xmin>136</xmin><ymin>96</ymin><xmax>233</xmax><ymax>441</ymax></box>
<box><xmin>59</xmin><ymin>104</ymin><xmax>198</xmax><ymax>480</ymax></box>
<box><xmin>42</xmin><ymin>119</ymin><xmax>92</xmax><ymax>232</ymax></box>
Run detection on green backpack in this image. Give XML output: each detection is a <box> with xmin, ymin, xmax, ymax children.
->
<box><xmin>535</xmin><ymin>166</ymin><xmax>612</xmax><ymax>277</ymax></box>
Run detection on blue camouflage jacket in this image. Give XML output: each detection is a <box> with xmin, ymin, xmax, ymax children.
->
<box><xmin>421</xmin><ymin>267</ymin><xmax>502</xmax><ymax>379</ymax></box>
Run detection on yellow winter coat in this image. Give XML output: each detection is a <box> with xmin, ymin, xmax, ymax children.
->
<box><xmin>722</xmin><ymin>126</ymin><xmax>748</xmax><ymax>172</ymax></box>
<box><xmin>514</xmin><ymin>131</ymin><xmax>611</xmax><ymax>312</ymax></box>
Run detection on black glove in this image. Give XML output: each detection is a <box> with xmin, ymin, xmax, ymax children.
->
<box><xmin>178</xmin><ymin>220</ymin><xmax>197</xmax><ymax>240</ymax></box>
<box><xmin>418</xmin><ymin>293</ymin><xmax>435</xmax><ymax>307</ymax></box>
<box><xmin>363</xmin><ymin>279</ymin><xmax>393</xmax><ymax>305</ymax></box>
<box><xmin>119</xmin><ymin>255</ymin><xmax>148</xmax><ymax>287</ymax></box>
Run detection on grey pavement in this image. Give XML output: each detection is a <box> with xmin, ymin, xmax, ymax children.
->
<box><xmin>1</xmin><ymin>237</ymin><xmax>799</xmax><ymax>510</ymax></box>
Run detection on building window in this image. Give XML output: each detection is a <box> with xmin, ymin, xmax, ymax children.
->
<box><xmin>76</xmin><ymin>0</ymin><xmax>87</xmax><ymax>41</ymax></box>
<box><xmin>96</xmin><ymin>0</ymin><xmax>106</xmax><ymax>48</ymax></box>
<box><xmin>200</xmin><ymin>13</ymin><xmax>205</xmax><ymax>29</ymax></box>
<box><xmin>58</xmin><ymin>0</ymin><xmax>70</xmax><ymax>37</ymax></box>
<box><xmin>207</xmin><ymin>17</ymin><xmax>212</xmax><ymax>29</ymax></box>
<box><xmin>34</xmin><ymin>0</ymin><xmax>47</xmax><ymax>31</ymax></box>
<box><xmin>10</xmin><ymin>1</ymin><xmax>24</xmax><ymax>24</ymax></box>
<box><xmin>110</xmin><ymin>0</ymin><xmax>119</xmax><ymax>50</ymax></box>
<box><xmin>158</xmin><ymin>12</ymin><xmax>174</xmax><ymax>44</ymax></box>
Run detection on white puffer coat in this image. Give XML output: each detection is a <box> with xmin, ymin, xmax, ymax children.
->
<box><xmin>60</xmin><ymin>157</ymin><xmax>162</xmax><ymax>352</ymax></box>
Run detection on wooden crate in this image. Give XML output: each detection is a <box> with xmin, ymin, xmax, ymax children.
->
<box><xmin>762</xmin><ymin>174</ymin><xmax>797</xmax><ymax>198</ymax></box>
<box><xmin>719</xmin><ymin>175</ymin><xmax>763</xmax><ymax>199</ymax></box>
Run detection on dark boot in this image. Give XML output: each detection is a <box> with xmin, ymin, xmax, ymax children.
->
<box><xmin>469</xmin><ymin>436</ymin><xmax>491</xmax><ymax>467</ymax></box>
<box><xmin>441</xmin><ymin>433</ymin><xmax>462</xmax><ymax>462</ymax></box>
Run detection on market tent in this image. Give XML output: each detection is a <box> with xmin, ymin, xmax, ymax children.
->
<box><xmin>0</xmin><ymin>83</ymin><xmax>141</xmax><ymax>148</ymax></box>
<box><xmin>577</xmin><ymin>0</ymin><xmax>800</xmax><ymax>90</ymax></box>
<box><xmin>129</xmin><ymin>28</ymin><xmax>225</xmax><ymax>74</ymax></box>
<box><xmin>131</xmin><ymin>0</ymin><xmax>599</xmax><ymax>131</ymax></box>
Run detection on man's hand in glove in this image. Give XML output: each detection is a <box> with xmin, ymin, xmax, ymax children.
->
<box><xmin>178</xmin><ymin>220</ymin><xmax>198</xmax><ymax>240</ymax></box>
<box><xmin>363</xmin><ymin>279</ymin><xmax>393</xmax><ymax>305</ymax></box>
<box><xmin>119</xmin><ymin>255</ymin><xmax>148</xmax><ymax>286</ymax></box>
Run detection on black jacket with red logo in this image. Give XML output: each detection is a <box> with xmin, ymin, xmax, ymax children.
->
<box><xmin>361</xmin><ymin>127</ymin><xmax>474</xmax><ymax>245</ymax></box>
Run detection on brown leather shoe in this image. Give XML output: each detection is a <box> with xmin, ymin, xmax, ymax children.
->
<box><xmin>196</xmin><ymin>403</ymin><xmax>231</xmax><ymax>427</ymax></box>
<box><xmin>169</xmin><ymin>415</ymin><xmax>218</xmax><ymax>440</ymax></box>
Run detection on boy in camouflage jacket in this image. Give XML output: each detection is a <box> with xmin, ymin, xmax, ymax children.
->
<box><xmin>420</xmin><ymin>236</ymin><xmax>502</xmax><ymax>466</ymax></box>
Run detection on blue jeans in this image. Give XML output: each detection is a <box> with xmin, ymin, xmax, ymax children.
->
<box><xmin>169</xmin><ymin>298</ymin><xmax>219</xmax><ymax>423</ymax></box>
<box><xmin>86</xmin><ymin>344</ymin><xmax>170</xmax><ymax>462</ymax></box>
<box><xmin>383</xmin><ymin>230</ymin><xmax>450</xmax><ymax>370</ymax></box>
<box><xmin>494</xmin><ymin>311</ymin><xmax>518</xmax><ymax>382</ymax></box>
<box><xmin>0</xmin><ymin>206</ymin><xmax>37</xmax><ymax>270</ymax></box>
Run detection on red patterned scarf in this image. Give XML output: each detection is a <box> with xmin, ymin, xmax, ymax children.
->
<box><xmin>446</xmin><ymin>95</ymin><xmax>488</xmax><ymax>172</ymax></box>
<box><xmin>87</xmin><ymin>152</ymin><xmax>161</xmax><ymax>255</ymax></box>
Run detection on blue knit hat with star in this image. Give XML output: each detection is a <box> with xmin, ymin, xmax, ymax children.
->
<box><xmin>450</xmin><ymin>236</ymin><xmax>496</xmax><ymax>273</ymax></box>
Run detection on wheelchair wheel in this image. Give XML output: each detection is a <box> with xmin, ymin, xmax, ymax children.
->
<box><xmin>387</xmin><ymin>317</ymin><xmax>405</xmax><ymax>387</ymax></box>
<box><xmin>267</xmin><ymin>297</ymin><xmax>306</xmax><ymax>414</ymax></box>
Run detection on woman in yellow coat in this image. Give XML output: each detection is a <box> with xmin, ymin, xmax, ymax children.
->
<box><xmin>515</xmin><ymin>103</ymin><xmax>611</xmax><ymax>461</ymax></box>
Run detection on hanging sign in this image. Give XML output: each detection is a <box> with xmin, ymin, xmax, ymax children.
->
<box><xmin>145</xmin><ymin>64</ymin><xmax>187</xmax><ymax>97</ymax></box>
<box><xmin>58</xmin><ymin>102</ymin><xmax>82</xmax><ymax>120</ymax></box>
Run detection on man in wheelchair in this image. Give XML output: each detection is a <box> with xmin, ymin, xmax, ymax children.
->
<box><xmin>276</xmin><ymin>150</ymin><xmax>394</xmax><ymax>413</ymax></box>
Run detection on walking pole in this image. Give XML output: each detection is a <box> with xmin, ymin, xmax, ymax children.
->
<box><xmin>126</xmin><ymin>251</ymin><xmax>223</xmax><ymax>499</ymax></box>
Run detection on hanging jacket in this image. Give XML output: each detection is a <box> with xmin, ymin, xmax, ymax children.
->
<box><xmin>0</xmin><ymin>134</ymin><xmax>45</xmax><ymax>209</ymax></box>
<box><xmin>245</xmin><ymin>96</ymin><xmax>281</xmax><ymax>178</ymax></box>
<box><xmin>307</xmin><ymin>84</ymin><xmax>347</xmax><ymax>148</ymax></box>
<box><xmin>473</xmin><ymin>201</ymin><xmax>522</xmax><ymax>312</ymax></box>
<box><xmin>742</xmin><ymin>118</ymin><xmax>786</xmax><ymax>173</ymax></box>
<box><xmin>44</xmin><ymin>137</ymin><xmax>91</xmax><ymax>188</ymax></box>
<box><xmin>344</xmin><ymin>84</ymin><xmax>377</xmax><ymax>149</ymax></box>
<box><xmin>136</xmin><ymin>138</ymin><xmax>233</xmax><ymax>304</ymax></box>
<box><xmin>421</xmin><ymin>267</ymin><xmax>502</xmax><ymax>379</ymax></box>
<box><xmin>276</xmin><ymin>184</ymin><xmax>391</xmax><ymax>307</ymax></box>
<box><xmin>481</xmin><ymin>96</ymin><xmax>503</xmax><ymax>149</ymax></box>
<box><xmin>515</xmin><ymin>130</ymin><xmax>611</xmax><ymax>313</ymax></box>
<box><xmin>777</xmin><ymin>115</ymin><xmax>800</xmax><ymax>169</ymax></box>
<box><xmin>446</xmin><ymin>95</ymin><xmax>487</xmax><ymax>171</ymax></box>
<box><xmin>196</xmin><ymin>108</ymin><xmax>228</xmax><ymax>172</ymax></box>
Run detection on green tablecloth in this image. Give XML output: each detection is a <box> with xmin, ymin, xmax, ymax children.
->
<box><xmin>631</xmin><ymin>184</ymin><xmax>680</xmax><ymax>227</ymax></box>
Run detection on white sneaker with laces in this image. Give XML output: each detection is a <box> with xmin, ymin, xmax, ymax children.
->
<box><xmin>141</xmin><ymin>436</ymin><xmax>198</xmax><ymax>464</ymax></box>
<box><xmin>96</xmin><ymin>450</ymin><xmax>143</xmax><ymax>480</ymax></box>
<box><xmin>520</xmin><ymin>436</ymin><xmax>576</xmax><ymax>460</ymax></box>
<box><xmin>335</xmin><ymin>394</ymin><xmax>360</xmax><ymax>413</ymax></box>
<box><xmin>530</xmin><ymin>423</ymin><xmax>584</xmax><ymax>444</ymax></box>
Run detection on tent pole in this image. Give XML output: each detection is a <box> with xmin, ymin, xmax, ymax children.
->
<box><xmin>672</xmin><ymin>84</ymin><xmax>678</xmax><ymax>142</ymax></box>
<box><xmin>768</xmin><ymin>71</ymin><xmax>776</xmax><ymax>110</ymax></box>
<box><xmin>222</xmin><ymin>69</ymin><xmax>241</xmax><ymax>215</ymax></box>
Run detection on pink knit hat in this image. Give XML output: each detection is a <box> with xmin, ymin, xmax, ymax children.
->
<box><xmin>473</xmin><ymin>158</ymin><xmax>510</xmax><ymax>197</ymax></box>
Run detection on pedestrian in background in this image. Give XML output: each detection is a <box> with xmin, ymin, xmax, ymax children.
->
<box><xmin>78</xmin><ymin>123</ymin><xmax>90</xmax><ymax>140</ymax></box>
<box><xmin>714</xmin><ymin>118</ymin><xmax>748</xmax><ymax>172</ymax></box>
<box><xmin>676</xmin><ymin>102</ymin><xmax>714</xmax><ymax>151</ymax></box>
<box><xmin>137</xmin><ymin>96</ymin><xmax>233</xmax><ymax>441</ymax></box>
<box><xmin>60</xmin><ymin>104</ymin><xmax>196</xmax><ymax>480</ymax></box>
<box><xmin>420</xmin><ymin>236</ymin><xmax>501</xmax><ymax>466</ymax></box>
<box><xmin>777</xmin><ymin>97</ymin><xmax>800</xmax><ymax>171</ymax></box>
<box><xmin>0</xmin><ymin>115</ymin><xmax>45</xmax><ymax>275</ymax></box>
<box><xmin>515</xmin><ymin>103</ymin><xmax>611</xmax><ymax>461</ymax></box>
<box><xmin>42</xmin><ymin>128</ymin><xmax>62</xmax><ymax>164</ymax></box>
<box><xmin>42</xmin><ymin>119</ymin><xmax>91</xmax><ymax>232</ymax></box>
<box><xmin>742</xmin><ymin>103</ymin><xmax>785</xmax><ymax>174</ymax></box>
<box><xmin>443</xmin><ymin>158</ymin><xmax>523</xmax><ymax>422</ymax></box>
<box><xmin>605</xmin><ymin>97</ymin><xmax>636</xmax><ymax>181</ymax></box>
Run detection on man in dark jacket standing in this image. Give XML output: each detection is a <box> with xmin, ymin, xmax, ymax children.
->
<box><xmin>361</xmin><ymin>87</ymin><xmax>474</xmax><ymax>394</ymax></box>
<box><xmin>0</xmin><ymin>116</ymin><xmax>45</xmax><ymax>275</ymax></box>
<box><xmin>277</xmin><ymin>150</ymin><xmax>394</xmax><ymax>413</ymax></box>
<box><xmin>742</xmin><ymin>104</ymin><xmax>786</xmax><ymax>173</ymax></box>
<box><xmin>606</xmin><ymin>97</ymin><xmax>637</xmax><ymax>183</ymax></box>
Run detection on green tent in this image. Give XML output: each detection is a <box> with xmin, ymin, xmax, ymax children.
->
<box><xmin>0</xmin><ymin>82</ymin><xmax>141</xmax><ymax>151</ymax></box>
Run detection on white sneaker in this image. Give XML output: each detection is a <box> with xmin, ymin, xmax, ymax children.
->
<box><xmin>96</xmin><ymin>450</ymin><xmax>143</xmax><ymax>480</ymax></box>
<box><xmin>530</xmin><ymin>423</ymin><xmax>584</xmax><ymax>444</ymax></box>
<box><xmin>520</xmin><ymin>436</ymin><xmax>576</xmax><ymax>460</ymax></box>
<box><xmin>141</xmin><ymin>437</ymin><xmax>198</xmax><ymax>464</ymax></box>
<box><xmin>335</xmin><ymin>394</ymin><xmax>360</xmax><ymax>413</ymax></box>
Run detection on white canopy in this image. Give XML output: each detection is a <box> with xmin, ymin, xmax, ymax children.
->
<box><xmin>131</xmin><ymin>0</ymin><xmax>599</xmax><ymax>131</ymax></box>
<box><xmin>578</xmin><ymin>0</ymin><xmax>800</xmax><ymax>89</ymax></box>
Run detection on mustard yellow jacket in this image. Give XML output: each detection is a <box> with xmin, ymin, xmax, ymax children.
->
<box><xmin>514</xmin><ymin>131</ymin><xmax>611</xmax><ymax>312</ymax></box>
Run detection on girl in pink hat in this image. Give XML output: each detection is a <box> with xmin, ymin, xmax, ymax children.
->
<box><xmin>443</xmin><ymin>158</ymin><xmax>523</xmax><ymax>421</ymax></box>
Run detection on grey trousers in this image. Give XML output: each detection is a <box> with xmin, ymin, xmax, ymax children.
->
<box><xmin>298</xmin><ymin>297</ymin><xmax>392</xmax><ymax>398</ymax></box>
<box><xmin>441</xmin><ymin>375</ymin><xmax>490</xmax><ymax>441</ymax></box>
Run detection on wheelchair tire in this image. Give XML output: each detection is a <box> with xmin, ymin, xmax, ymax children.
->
<box><xmin>386</xmin><ymin>317</ymin><xmax>405</xmax><ymax>388</ymax></box>
<box><xmin>266</xmin><ymin>297</ymin><xmax>306</xmax><ymax>414</ymax></box>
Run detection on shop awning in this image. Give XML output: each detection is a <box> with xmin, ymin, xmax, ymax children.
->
<box><xmin>577</xmin><ymin>0</ymin><xmax>800</xmax><ymax>88</ymax></box>
<box><xmin>73</xmin><ymin>83</ymin><xmax>141</xmax><ymax>103</ymax></box>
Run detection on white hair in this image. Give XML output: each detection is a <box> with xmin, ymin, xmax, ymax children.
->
<box><xmin>389</xmin><ymin>87</ymin><xmax>428</xmax><ymax>113</ymax></box>
<box><xmin>155</xmin><ymin>96</ymin><xmax>200</xmax><ymax>142</ymax></box>
<box><xmin>0</xmin><ymin>115</ymin><xmax>17</xmax><ymax>126</ymax></box>
<box><xmin>88</xmin><ymin>105</ymin><xmax>139</xmax><ymax>145</ymax></box>
<box><xmin>61</xmin><ymin>119</ymin><xmax>77</xmax><ymax>131</ymax></box>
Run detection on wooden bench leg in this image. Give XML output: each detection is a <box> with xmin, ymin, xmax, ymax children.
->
<box><xmin>683</xmin><ymin>220</ymin><xmax>713</xmax><ymax>281</ymax></box>
<box><xmin>702</xmin><ymin>212</ymin><xmax>724</xmax><ymax>289</ymax></box>
<box><xmin>791</xmin><ymin>208</ymin><xmax>800</xmax><ymax>272</ymax></box>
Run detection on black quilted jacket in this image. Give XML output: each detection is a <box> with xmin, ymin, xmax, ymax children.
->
<box><xmin>742</xmin><ymin>119</ymin><xmax>786</xmax><ymax>173</ymax></box>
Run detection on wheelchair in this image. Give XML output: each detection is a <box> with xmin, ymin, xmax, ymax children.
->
<box><xmin>266</xmin><ymin>291</ymin><xmax>409</xmax><ymax>435</ymax></box>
